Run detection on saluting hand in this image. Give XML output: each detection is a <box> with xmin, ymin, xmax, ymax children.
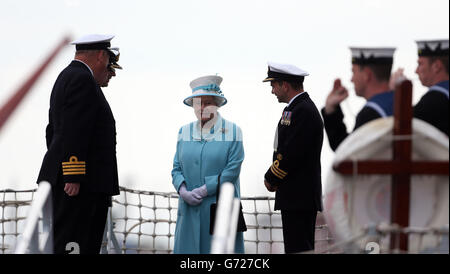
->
<box><xmin>324</xmin><ymin>78</ymin><xmax>349</xmax><ymax>114</ymax></box>
<box><xmin>389</xmin><ymin>68</ymin><xmax>407</xmax><ymax>90</ymax></box>
<box><xmin>64</xmin><ymin>183</ymin><xmax>80</xmax><ymax>196</ymax></box>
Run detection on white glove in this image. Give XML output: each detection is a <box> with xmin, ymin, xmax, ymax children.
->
<box><xmin>179</xmin><ymin>183</ymin><xmax>203</xmax><ymax>206</ymax></box>
<box><xmin>191</xmin><ymin>184</ymin><xmax>208</xmax><ymax>199</ymax></box>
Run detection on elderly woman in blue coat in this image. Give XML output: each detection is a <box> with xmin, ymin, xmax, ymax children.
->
<box><xmin>171</xmin><ymin>75</ymin><xmax>245</xmax><ymax>254</ymax></box>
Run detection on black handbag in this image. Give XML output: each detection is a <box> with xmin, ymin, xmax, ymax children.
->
<box><xmin>209</xmin><ymin>175</ymin><xmax>247</xmax><ymax>234</ymax></box>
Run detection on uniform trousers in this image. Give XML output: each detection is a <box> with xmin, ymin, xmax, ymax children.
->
<box><xmin>280</xmin><ymin>210</ymin><xmax>317</xmax><ymax>253</ymax></box>
<box><xmin>52</xmin><ymin>187</ymin><xmax>110</xmax><ymax>254</ymax></box>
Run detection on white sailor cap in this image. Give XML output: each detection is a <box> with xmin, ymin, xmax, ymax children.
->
<box><xmin>70</xmin><ymin>34</ymin><xmax>115</xmax><ymax>51</ymax></box>
<box><xmin>183</xmin><ymin>75</ymin><xmax>227</xmax><ymax>107</ymax></box>
<box><xmin>416</xmin><ymin>39</ymin><xmax>449</xmax><ymax>57</ymax></box>
<box><xmin>350</xmin><ymin>47</ymin><xmax>396</xmax><ymax>65</ymax></box>
<box><xmin>262</xmin><ymin>61</ymin><xmax>309</xmax><ymax>82</ymax></box>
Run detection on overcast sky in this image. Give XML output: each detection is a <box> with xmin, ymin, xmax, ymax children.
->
<box><xmin>0</xmin><ymin>0</ymin><xmax>449</xmax><ymax>196</ymax></box>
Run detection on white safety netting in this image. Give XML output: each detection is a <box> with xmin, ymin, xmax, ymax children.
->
<box><xmin>3</xmin><ymin>186</ymin><xmax>448</xmax><ymax>254</ymax></box>
<box><xmin>0</xmin><ymin>189</ymin><xmax>36</xmax><ymax>254</ymax></box>
<box><xmin>2</xmin><ymin>186</ymin><xmax>448</xmax><ymax>254</ymax></box>
<box><xmin>1</xmin><ymin>186</ymin><xmax>334</xmax><ymax>254</ymax></box>
<box><xmin>9</xmin><ymin>186</ymin><xmax>447</xmax><ymax>254</ymax></box>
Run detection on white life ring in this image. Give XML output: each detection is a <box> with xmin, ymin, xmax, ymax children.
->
<box><xmin>323</xmin><ymin>117</ymin><xmax>449</xmax><ymax>253</ymax></box>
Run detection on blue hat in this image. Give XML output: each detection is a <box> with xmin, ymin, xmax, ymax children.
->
<box><xmin>183</xmin><ymin>75</ymin><xmax>227</xmax><ymax>107</ymax></box>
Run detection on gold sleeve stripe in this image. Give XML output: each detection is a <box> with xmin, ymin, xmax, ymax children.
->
<box><xmin>63</xmin><ymin>168</ymin><xmax>86</xmax><ymax>172</ymax></box>
<box><xmin>63</xmin><ymin>165</ymin><xmax>86</xmax><ymax>169</ymax></box>
<box><xmin>272</xmin><ymin>160</ymin><xmax>287</xmax><ymax>176</ymax></box>
<box><xmin>270</xmin><ymin>166</ymin><xmax>281</xmax><ymax>178</ymax></box>
<box><xmin>270</xmin><ymin>166</ymin><xmax>286</xmax><ymax>179</ymax></box>
<box><xmin>62</xmin><ymin>162</ymin><xmax>86</xmax><ymax>166</ymax></box>
<box><xmin>273</xmin><ymin>165</ymin><xmax>287</xmax><ymax>176</ymax></box>
<box><xmin>63</xmin><ymin>171</ymin><xmax>86</xmax><ymax>175</ymax></box>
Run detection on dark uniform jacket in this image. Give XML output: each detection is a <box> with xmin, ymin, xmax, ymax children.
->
<box><xmin>321</xmin><ymin>91</ymin><xmax>394</xmax><ymax>151</ymax></box>
<box><xmin>37</xmin><ymin>60</ymin><xmax>120</xmax><ymax>195</ymax></box>
<box><xmin>265</xmin><ymin>92</ymin><xmax>324</xmax><ymax>211</ymax></box>
<box><xmin>414</xmin><ymin>80</ymin><xmax>449</xmax><ymax>136</ymax></box>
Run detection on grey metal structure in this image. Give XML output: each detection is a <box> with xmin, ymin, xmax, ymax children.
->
<box><xmin>14</xmin><ymin>181</ymin><xmax>53</xmax><ymax>254</ymax></box>
<box><xmin>101</xmin><ymin>207</ymin><xmax>121</xmax><ymax>254</ymax></box>
<box><xmin>210</xmin><ymin>182</ymin><xmax>240</xmax><ymax>254</ymax></box>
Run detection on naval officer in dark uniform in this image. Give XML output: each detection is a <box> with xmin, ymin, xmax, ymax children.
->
<box><xmin>321</xmin><ymin>47</ymin><xmax>396</xmax><ymax>151</ymax></box>
<box><xmin>263</xmin><ymin>62</ymin><xmax>324</xmax><ymax>253</ymax></box>
<box><xmin>414</xmin><ymin>39</ymin><xmax>449</xmax><ymax>136</ymax></box>
<box><xmin>36</xmin><ymin>34</ymin><xmax>120</xmax><ymax>254</ymax></box>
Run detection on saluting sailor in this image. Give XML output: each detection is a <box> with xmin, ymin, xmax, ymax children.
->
<box><xmin>321</xmin><ymin>47</ymin><xmax>396</xmax><ymax>151</ymax></box>
<box><xmin>414</xmin><ymin>39</ymin><xmax>449</xmax><ymax>136</ymax></box>
<box><xmin>36</xmin><ymin>34</ymin><xmax>121</xmax><ymax>254</ymax></box>
<box><xmin>263</xmin><ymin>62</ymin><xmax>324</xmax><ymax>253</ymax></box>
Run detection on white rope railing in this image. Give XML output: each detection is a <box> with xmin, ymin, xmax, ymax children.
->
<box><xmin>2</xmin><ymin>185</ymin><xmax>447</xmax><ymax>254</ymax></box>
<box><xmin>109</xmin><ymin>187</ymin><xmax>297</xmax><ymax>254</ymax></box>
<box><xmin>0</xmin><ymin>188</ymin><xmax>35</xmax><ymax>253</ymax></box>
<box><xmin>1</xmin><ymin>186</ymin><xmax>339</xmax><ymax>254</ymax></box>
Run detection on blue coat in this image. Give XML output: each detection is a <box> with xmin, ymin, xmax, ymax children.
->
<box><xmin>171</xmin><ymin>114</ymin><xmax>245</xmax><ymax>254</ymax></box>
